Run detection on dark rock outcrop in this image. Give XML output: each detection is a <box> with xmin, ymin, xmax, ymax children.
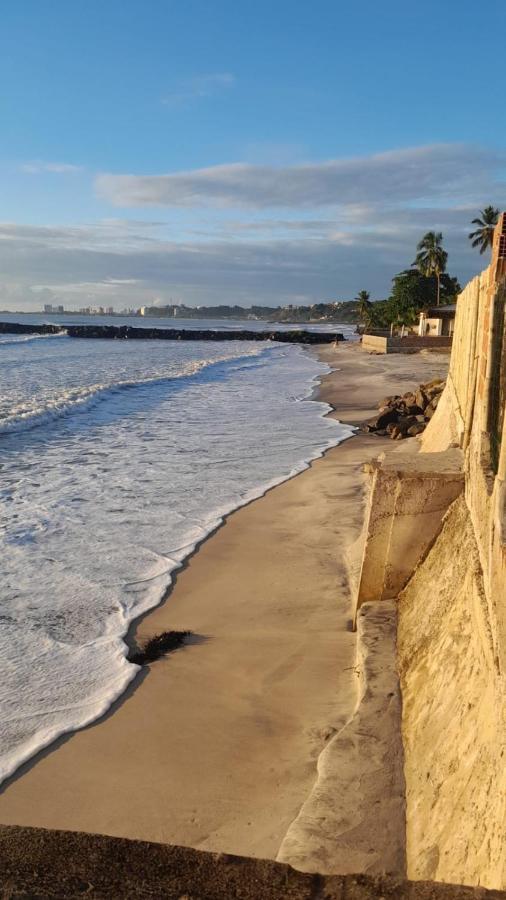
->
<box><xmin>64</xmin><ymin>325</ymin><xmax>344</xmax><ymax>344</ymax></box>
<box><xmin>364</xmin><ymin>379</ymin><xmax>445</xmax><ymax>440</ymax></box>
<box><xmin>0</xmin><ymin>321</ymin><xmax>64</xmax><ymax>335</ymax></box>
<box><xmin>0</xmin><ymin>825</ymin><xmax>504</xmax><ymax>900</ymax></box>
<box><xmin>0</xmin><ymin>320</ymin><xmax>344</xmax><ymax>344</ymax></box>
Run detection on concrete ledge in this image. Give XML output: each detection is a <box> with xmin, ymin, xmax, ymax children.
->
<box><xmin>0</xmin><ymin>825</ymin><xmax>505</xmax><ymax>899</ymax></box>
<box><xmin>362</xmin><ymin>335</ymin><xmax>453</xmax><ymax>354</ymax></box>
<box><xmin>356</xmin><ymin>448</ymin><xmax>464</xmax><ymax>617</ymax></box>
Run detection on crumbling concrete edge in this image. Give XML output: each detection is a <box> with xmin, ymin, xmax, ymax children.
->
<box><xmin>277</xmin><ymin>601</ymin><xmax>406</xmax><ymax>877</ymax></box>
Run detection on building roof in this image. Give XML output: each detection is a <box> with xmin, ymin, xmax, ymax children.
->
<box><xmin>423</xmin><ymin>304</ymin><xmax>457</xmax><ymax>318</ymax></box>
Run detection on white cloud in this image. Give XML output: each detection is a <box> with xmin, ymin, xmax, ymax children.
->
<box><xmin>0</xmin><ymin>204</ymin><xmax>499</xmax><ymax>311</ymax></box>
<box><xmin>3</xmin><ymin>143</ymin><xmax>506</xmax><ymax>310</ymax></box>
<box><xmin>19</xmin><ymin>161</ymin><xmax>83</xmax><ymax>175</ymax></box>
<box><xmin>161</xmin><ymin>72</ymin><xmax>235</xmax><ymax>107</ymax></box>
<box><xmin>95</xmin><ymin>144</ymin><xmax>506</xmax><ymax>209</ymax></box>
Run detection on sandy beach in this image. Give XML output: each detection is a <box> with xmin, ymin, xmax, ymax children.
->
<box><xmin>0</xmin><ymin>342</ymin><xmax>449</xmax><ymax>860</ymax></box>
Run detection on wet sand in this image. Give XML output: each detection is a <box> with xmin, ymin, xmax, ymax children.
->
<box><xmin>0</xmin><ymin>343</ymin><xmax>448</xmax><ymax>860</ymax></box>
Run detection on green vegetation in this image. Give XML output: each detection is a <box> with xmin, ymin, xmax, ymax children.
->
<box><xmin>413</xmin><ymin>231</ymin><xmax>448</xmax><ymax>306</ymax></box>
<box><xmin>355</xmin><ymin>290</ymin><xmax>372</xmax><ymax>326</ymax></box>
<box><xmin>367</xmin><ymin>269</ymin><xmax>461</xmax><ymax>329</ymax></box>
<box><xmin>469</xmin><ymin>206</ymin><xmax>500</xmax><ymax>255</ymax></box>
<box><xmin>274</xmin><ymin>300</ymin><xmax>360</xmax><ymax>323</ymax></box>
<box><xmin>142</xmin><ymin>300</ymin><xmax>362</xmax><ymax>324</ymax></box>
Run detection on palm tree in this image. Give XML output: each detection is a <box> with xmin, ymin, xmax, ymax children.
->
<box><xmin>413</xmin><ymin>232</ymin><xmax>448</xmax><ymax>306</ymax></box>
<box><xmin>468</xmin><ymin>206</ymin><xmax>500</xmax><ymax>255</ymax></box>
<box><xmin>355</xmin><ymin>290</ymin><xmax>372</xmax><ymax>325</ymax></box>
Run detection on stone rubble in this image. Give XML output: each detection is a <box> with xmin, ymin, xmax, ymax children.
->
<box><xmin>363</xmin><ymin>378</ymin><xmax>446</xmax><ymax>440</ymax></box>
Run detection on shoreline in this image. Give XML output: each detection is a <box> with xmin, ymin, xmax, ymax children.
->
<box><xmin>124</xmin><ymin>355</ymin><xmax>354</xmax><ymax>661</ymax></box>
<box><xmin>0</xmin><ymin>342</ymin><xmax>347</xmax><ymax>787</ymax></box>
<box><xmin>0</xmin><ymin>343</ymin><xmax>449</xmax><ymax>862</ymax></box>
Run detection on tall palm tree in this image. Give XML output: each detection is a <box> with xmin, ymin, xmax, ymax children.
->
<box><xmin>413</xmin><ymin>232</ymin><xmax>448</xmax><ymax>306</ymax></box>
<box><xmin>468</xmin><ymin>206</ymin><xmax>500</xmax><ymax>255</ymax></box>
<box><xmin>355</xmin><ymin>290</ymin><xmax>372</xmax><ymax>325</ymax></box>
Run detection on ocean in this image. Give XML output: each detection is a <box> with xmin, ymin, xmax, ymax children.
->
<box><xmin>0</xmin><ymin>319</ymin><xmax>355</xmax><ymax>785</ymax></box>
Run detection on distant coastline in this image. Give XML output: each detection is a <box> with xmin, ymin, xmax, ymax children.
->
<box><xmin>0</xmin><ymin>299</ymin><xmax>361</xmax><ymax>325</ymax></box>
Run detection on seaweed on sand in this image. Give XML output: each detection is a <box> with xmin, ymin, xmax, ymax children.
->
<box><xmin>128</xmin><ymin>630</ymin><xmax>192</xmax><ymax>665</ymax></box>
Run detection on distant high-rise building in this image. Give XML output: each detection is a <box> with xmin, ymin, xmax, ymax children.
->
<box><xmin>44</xmin><ymin>304</ymin><xmax>53</xmax><ymax>313</ymax></box>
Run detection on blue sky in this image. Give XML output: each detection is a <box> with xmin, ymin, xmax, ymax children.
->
<box><xmin>1</xmin><ymin>0</ymin><xmax>506</xmax><ymax>309</ymax></box>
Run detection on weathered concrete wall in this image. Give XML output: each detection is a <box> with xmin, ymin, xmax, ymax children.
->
<box><xmin>362</xmin><ymin>334</ymin><xmax>453</xmax><ymax>354</ymax></box>
<box><xmin>278</xmin><ymin>602</ymin><xmax>405</xmax><ymax>876</ymax></box>
<box><xmin>355</xmin><ymin>448</ymin><xmax>463</xmax><ymax>616</ymax></box>
<box><xmin>397</xmin><ymin>215</ymin><xmax>506</xmax><ymax>890</ymax></box>
<box><xmin>398</xmin><ymin>496</ymin><xmax>506</xmax><ymax>889</ymax></box>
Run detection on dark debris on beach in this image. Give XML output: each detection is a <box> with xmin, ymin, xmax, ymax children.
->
<box><xmin>128</xmin><ymin>630</ymin><xmax>192</xmax><ymax>666</ymax></box>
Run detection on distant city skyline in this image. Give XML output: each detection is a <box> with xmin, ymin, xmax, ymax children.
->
<box><xmin>1</xmin><ymin>0</ymin><xmax>506</xmax><ymax>309</ymax></box>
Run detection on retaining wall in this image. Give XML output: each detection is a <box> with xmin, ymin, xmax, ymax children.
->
<box><xmin>397</xmin><ymin>215</ymin><xmax>506</xmax><ymax>889</ymax></box>
<box><xmin>362</xmin><ymin>334</ymin><xmax>452</xmax><ymax>354</ymax></box>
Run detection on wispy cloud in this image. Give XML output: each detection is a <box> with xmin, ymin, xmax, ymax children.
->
<box><xmin>0</xmin><ymin>203</ymin><xmax>500</xmax><ymax>311</ymax></box>
<box><xmin>161</xmin><ymin>72</ymin><xmax>235</xmax><ymax>107</ymax></box>
<box><xmin>95</xmin><ymin>144</ymin><xmax>506</xmax><ymax>210</ymax></box>
<box><xmin>3</xmin><ymin>143</ymin><xmax>506</xmax><ymax>310</ymax></box>
<box><xmin>19</xmin><ymin>161</ymin><xmax>83</xmax><ymax>175</ymax></box>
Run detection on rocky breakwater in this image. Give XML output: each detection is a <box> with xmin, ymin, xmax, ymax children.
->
<box><xmin>364</xmin><ymin>378</ymin><xmax>445</xmax><ymax>440</ymax></box>
<box><xmin>0</xmin><ymin>321</ymin><xmax>65</xmax><ymax>335</ymax></box>
<box><xmin>65</xmin><ymin>325</ymin><xmax>344</xmax><ymax>344</ymax></box>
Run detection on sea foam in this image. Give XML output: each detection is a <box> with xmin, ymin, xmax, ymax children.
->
<box><xmin>0</xmin><ymin>335</ymin><xmax>354</xmax><ymax>784</ymax></box>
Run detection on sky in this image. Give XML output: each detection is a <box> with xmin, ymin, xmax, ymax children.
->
<box><xmin>1</xmin><ymin>0</ymin><xmax>506</xmax><ymax>310</ymax></box>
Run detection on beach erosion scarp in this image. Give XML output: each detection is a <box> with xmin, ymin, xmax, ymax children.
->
<box><xmin>0</xmin><ymin>342</ymin><xmax>450</xmax><ymax>867</ymax></box>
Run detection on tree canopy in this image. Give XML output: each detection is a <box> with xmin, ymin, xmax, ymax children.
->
<box><xmin>413</xmin><ymin>232</ymin><xmax>448</xmax><ymax>305</ymax></box>
<box><xmin>367</xmin><ymin>268</ymin><xmax>461</xmax><ymax>329</ymax></box>
<box><xmin>469</xmin><ymin>206</ymin><xmax>500</xmax><ymax>255</ymax></box>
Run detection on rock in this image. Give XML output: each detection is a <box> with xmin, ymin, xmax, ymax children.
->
<box><xmin>371</xmin><ymin>408</ymin><xmax>400</xmax><ymax>430</ymax></box>
<box><xmin>407</xmin><ymin>423</ymin><xmax>426</xmax><ymax>436</ymax></box>
<box><xmin>369</xmin><ymin>379</ymin><xmax>445</xmax><ymax>438</ymax></box>
<box><xmin>390</xmin><ymin>421</ymin><xmax>410</xmax><ymax>439</ymax></box>
<box><xmin>424</xmin><ymin>398</ymin><xmax>439</xmax><ymax>419</ymax></box>
<box><xmin>421</xmin><ymin>378</ymin><xmax>445</xmax><ymax>391</ymax></box>
<box><xmin>379</xmin><ymin>395</ymin><xmax>401</xmax><ymax>408</ymax></box>
<box><xmin>405</xmin><ymin>404</ymin><xmax>424</xmax><ymax>416</ymax></box>
<box><xmin>397</xmin><ymin>416</ymin><xmax>419</xmax><ymax>428</ymax></box>
<box><xmin>415</xmin><ymin>388</ymin><xmax>430</xmax><ymax>411</ymax></box>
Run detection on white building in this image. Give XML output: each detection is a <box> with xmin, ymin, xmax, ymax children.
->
<box><xmin>418</xmin><ymin>304</ymin><xmax>457</xmax><ymax>337</ymax></box>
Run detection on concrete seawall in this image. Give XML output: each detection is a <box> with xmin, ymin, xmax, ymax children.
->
<box><xmin>355</xmin><ymin>213</ymin><xmax>506</xmax><ymax>889</ymax></box>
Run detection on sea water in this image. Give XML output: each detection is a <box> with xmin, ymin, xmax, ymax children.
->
<box><xmin>0</xmin><ymin>330</ymin><xmax>354</xmax><ymax>784</ymax></box>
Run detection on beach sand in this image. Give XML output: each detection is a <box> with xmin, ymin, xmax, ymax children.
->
<box><xmin>0</xmin><ymin>343</ymin><xmax>449</xmax><ymax>860</ymax></box>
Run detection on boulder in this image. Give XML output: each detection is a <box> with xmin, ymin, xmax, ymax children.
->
<box><xmin>407</xmin><ymin>423</ymin><xmax>426</xmax><ymax>436</ymax></box>
<box><xmin>379</xmin><ymin>395</ymin><xmax>401</xmax><ymax>408</ymax></box>
<box><xmin>372</xmin><ymin>407</ymin><xmax>400</xmax><ymax>430</ymax></box>
<box><xmin>424</xmin><ymin>397</ymin><xmax>440</xmax><ymax>419</ymax></box>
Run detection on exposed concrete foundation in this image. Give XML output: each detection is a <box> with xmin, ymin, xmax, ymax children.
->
<box><xmin>277</xmin><ymin>601</ymin><xmax>405</xmax><ymax>877</ymax></box>
<box><xmin>397</xmin><ymin>496</ymin><xmax>506</xmax><ymax>889</ymax></box>
<box><xmin>355</xmin><ymin>448</ymin><xmax>464</xmax><ymax>617</ymax></box>
<box><xmin>362</xmin><ymin>334</ymin><xmax>453</xmax><ymax>354</ymax></box>
<box><xmin>355</xmin><ymin>216</ymin><xmax>506</xmax><ymax>890</ymax></box>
